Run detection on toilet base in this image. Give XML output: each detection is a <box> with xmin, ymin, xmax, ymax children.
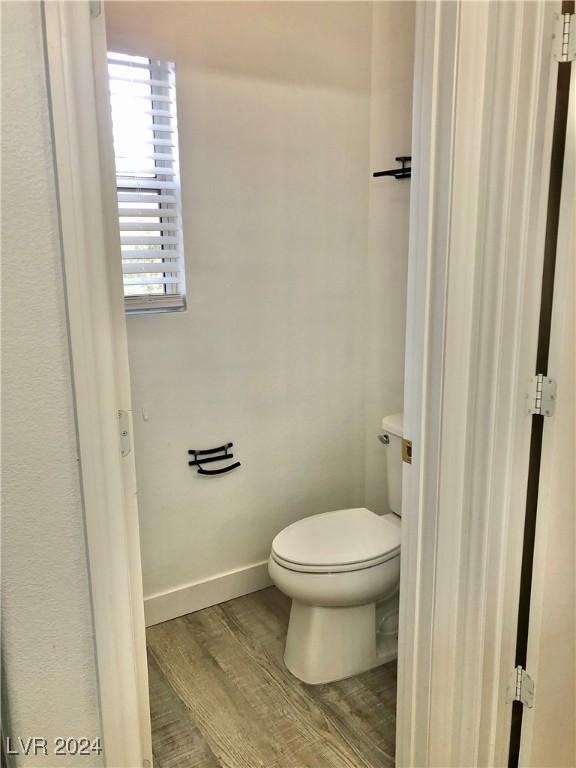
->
<box><xmin>284</xmin><ymin>597</ymin><xmax>398</xmax><ymax>685</ymax></box>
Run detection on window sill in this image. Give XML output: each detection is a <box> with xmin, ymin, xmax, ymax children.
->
<box><xmin>124</xmin><ymin>294</ymin><xmax>186</xmax><ymax>315</ymax></box>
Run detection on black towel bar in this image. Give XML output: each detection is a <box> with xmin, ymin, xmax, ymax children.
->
<box><xmin>188</xmin><ymin>454</ymin><xmax>232</xmax><ymax>466</ymax></box>
<box><xmin>188</xmin><ymin>442</ymin><xmax>241</xmax><ymax>476</ymax></box>
<box><xmin>197</xmin><ymin>461</ymin><xmax>241</xmax><ymax>476</ymax></box>
<box><xmin>188</xmin><ymin>442</ymin><xmax>232</xmax><ymax>458</ymax></box>
<box><xmin>373</xmin><ymin>155</ymin><xmax>411</xmax><ymax>179</ymax></box>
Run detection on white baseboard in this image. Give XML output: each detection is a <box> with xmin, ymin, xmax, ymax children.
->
<box><xmin>144</xmin><ymin>560</ymin><xmax>273</xmax><ymax>626</ymax></box>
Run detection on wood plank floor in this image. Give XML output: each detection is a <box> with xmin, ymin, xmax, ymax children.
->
<box><xmin>147</xmin><ymin>587</ymin><xmax>397</xmax><ymax>768</ymax></box>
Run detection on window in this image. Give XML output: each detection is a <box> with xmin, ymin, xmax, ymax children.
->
<box><xmin>107</xmin><ymin>52</ymin><xmax>186</xmax><ymax>312</ymax></box>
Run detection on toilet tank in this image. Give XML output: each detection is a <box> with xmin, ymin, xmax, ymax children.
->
<box><xmin>381</xmin><ymin>412</ymin><xmax>403</xmax><ymax>516</ymax></box>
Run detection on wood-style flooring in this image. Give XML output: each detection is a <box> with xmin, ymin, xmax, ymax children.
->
<box><xmin>147</xmin><ymin>587</ymin><xmax>397</xmax><ymax>768</ymax></box>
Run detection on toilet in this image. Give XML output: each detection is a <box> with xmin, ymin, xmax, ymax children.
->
<box><xmin>268</xmin><ymin>412</ymin><xmax>404</xmax><ymax>684</ymax></box>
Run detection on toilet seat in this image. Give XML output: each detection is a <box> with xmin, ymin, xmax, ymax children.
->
<box><xmin>271</xmin><ymin>508</ymin><xmax>400</xmax><ymax>574</ymax></box>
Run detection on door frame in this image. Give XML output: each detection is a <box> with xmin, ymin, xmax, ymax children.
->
<box><xmin>518</xmin><ymin>56</ymin><xmax>575</xmax><ymax>767</ymax></box>
<box><xmin>42</xmin><ymin>1</ymin><xmax>560</xmax><ymax>766</ymax></box>
<box><xmin>42</xmin><ymin>3</ymin><xmax>152</xmax><ymax>767</ymax></box>
<box><xmin>398</xmin><ymin>2</ymin><xmax>561</xmax><ymax>765</ymax></box>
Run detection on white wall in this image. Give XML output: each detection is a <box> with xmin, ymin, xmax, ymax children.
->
<box><xmin>1</xmin><ymin>2</ymin><xmax>102</xmax><ymax>763</ymax></box>
<box><xmin>105</xmin><ymin>1</ymin><xmax>414</xmax><ymax>622</ymax></box>
<box><xmin>364</xmin><ymin>2</ymin><xmax>415</xmax><ymax>512</ymax></box>
<box><xmin>106</xmin><ymin>1</ymin><xmax>372</xmax><ymax>617</ymax></box>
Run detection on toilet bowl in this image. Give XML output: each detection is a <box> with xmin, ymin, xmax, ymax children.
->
<box><xmin>268</xmin><ymin>412</ymin><xmax>404</xmax><ymax>685</ymax></box>
<box><xmin>268</xmin><ymin>508</ymin><xmax>401</xmax><ymax>684</ymax></box>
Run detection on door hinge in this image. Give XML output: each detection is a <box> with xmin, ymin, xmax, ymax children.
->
<box><xmin>527</xmin><ymin>374</ymin><xmax>556</xmax><ymax>417</ymax></box>
<box><xmin>511</xmin><ymin>665</ymin><xmax>535</xmax><ymax>708</ymax></box>
<box><xmin>553</xmin><ymin>13</ymin><xmax>576</xmax><ymax>63</ymax></box>
<box><xmin>118</xmin><ymin>410</ymin><xmax>131</xmax><ymax>457</ymax></box>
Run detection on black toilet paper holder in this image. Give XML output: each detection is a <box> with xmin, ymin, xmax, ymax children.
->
<box><xmin>188</xmin><ymin>442</ymin><xmax>241</xmax><ymax>476</ymax></box>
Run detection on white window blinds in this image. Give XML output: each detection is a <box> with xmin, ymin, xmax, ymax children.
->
<box><xmin>107</xmin><ymin>53</ymin><xmax>186</xmax><ymax>312</ymax></box>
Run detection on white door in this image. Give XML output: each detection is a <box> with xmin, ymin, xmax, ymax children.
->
<box><xmin>519</xmin><ymin>63</ymin><xmax>576</xmax><ymax>768</ymax></box>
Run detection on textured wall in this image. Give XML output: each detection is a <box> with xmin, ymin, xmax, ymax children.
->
<box><xmin>1</xmin><ymin>2</ymin><xmax>102</xmax><ymax>764</ymax></box>
<box><xmin>106</xmin><ymin>1</ymin><xmax>373</xmax><ymax>601</ymax></box>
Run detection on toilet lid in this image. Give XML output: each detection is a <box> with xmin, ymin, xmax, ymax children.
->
<box><xmin>271</xmin><ymin>508</ymin><xmax>400</xmax><ymax>573</ymax></box>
